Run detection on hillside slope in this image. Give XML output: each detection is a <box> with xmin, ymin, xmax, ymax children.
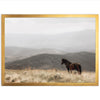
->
<box><xmin>5</xmin><ymin>52</ymin><xmax>95</xmax><ymax>72</ymax></box>
<box><xmin>5</xmin><ymin>47</ymin><xmax>66</xmax><ymax>63</ymax></box>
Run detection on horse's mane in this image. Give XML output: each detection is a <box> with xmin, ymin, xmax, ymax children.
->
<box><xmin>62</xmin><ymin>58</ymin><xmax>71</xmax><ymax>64</ymax></box>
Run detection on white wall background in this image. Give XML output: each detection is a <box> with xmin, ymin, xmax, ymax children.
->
<box><xmin>0</xmin><ymin>0</ymin><xmax>100</xmax><ymax>100</ymax></box>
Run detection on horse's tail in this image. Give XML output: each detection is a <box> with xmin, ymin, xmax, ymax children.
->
<box><xmin>79</xmin><ymin>65</ymin><xmax>82</xmax><ymax>74</ymax></box>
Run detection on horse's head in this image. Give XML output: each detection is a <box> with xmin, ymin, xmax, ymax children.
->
<box><xmin>61</xmin><ymin>58</ymin><xmax>71</xmax><ymax>65</ymax></box>
<box><xmin>61</xmin><ymin>58</ymin><xmax>66</xmax><ymax>65</ymax></box>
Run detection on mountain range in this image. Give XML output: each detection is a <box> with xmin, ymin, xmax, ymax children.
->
<box><xmin>5</xmin><ymin>50</ymin><xmax>95</xmax><ymax>72</ymax></box>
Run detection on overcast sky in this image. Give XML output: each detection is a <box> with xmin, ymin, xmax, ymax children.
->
<box><xmin>5</xmin><ymin>18</ymin><xmax>95</xmax><ymax>34</ymax></box>
<box><xmin>5</xmin><ymin>18</ymin><xmax>96</xmax><ymax>52</ymax></box>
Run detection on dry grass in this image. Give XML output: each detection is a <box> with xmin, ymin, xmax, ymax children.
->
<box><xmin>5</xmin><ymin>69</ymin><xmax>95</xmax><ymax>83</ymax></box>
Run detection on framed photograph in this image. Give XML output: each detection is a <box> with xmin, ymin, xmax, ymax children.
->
<box><xmin>1</xmin><ymin>14</ymin><xmax>99</xmax><ymax>86</ymax></box>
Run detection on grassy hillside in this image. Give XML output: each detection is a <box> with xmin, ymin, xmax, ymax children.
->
<box><xmin>5</xmin><ymin>52</ymin><xmax>95</xmax><ymax>71</ymax></box>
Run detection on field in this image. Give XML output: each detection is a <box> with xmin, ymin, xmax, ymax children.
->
<box><xmin>5</xmin><ymin>69</ymin><xmax>95</xmax><ymax>83</ymax></box>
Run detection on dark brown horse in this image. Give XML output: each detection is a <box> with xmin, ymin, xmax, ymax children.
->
<box><xmin>61</xmin><ymin>58</ymin><xmax>82</xmax><ymax>74</ymax></box>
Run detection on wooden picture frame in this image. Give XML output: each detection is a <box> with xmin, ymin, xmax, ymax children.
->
<box><xmin>1</xmin><ymin>14</ymin><xmax>99</xmax><ymax>86</ymax></box>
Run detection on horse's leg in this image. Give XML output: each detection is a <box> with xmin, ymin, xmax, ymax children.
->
<box><xmin>70</xmin><ymin>66</ymin><xmax>73</xmax><ymax>74</ymax></box>
<box><xmin>77</xmin><ymin>65</ymin><xmax>81</xmax><ymax>74</ymax></box>
<box><xmin>70</xmin><ymin>70</ymin><xmax>72</xmax><ymax>74</ymax></box>
<box><xmin>66</xmin><ymin>66</ymin><xmax>70</xmax><ymax>73</ymax></box>
<box><xmin>67</xmin><ymin>69</ymin><xmax>71</xmax><ymax>74</ymax></box>
<box><xmin>68</xmin><ymin>68</ymin><xmax>71</xmax><ymax>74</ymax></box>
<box><xmin>78</xmin><ymin>71</ymin><xmax>81</xmax><ymax>74</ymax></box>
<box><xmin>69</xmin><ymin>68</ymin><xmax>72</xmax><ymax>74</ymax></box>
<box><xmin>78</xmin><ymin>70</ymin><xmax>81</xmax><ymax>74</ymax></box>
<box><xmin>68</xmin><ymin>69</ymin><xmax>69</xmax><ymax>73</ymax></box>
<box><xmin>76</xmin><ymin>68</ymin><xmax>81</xmax><ymax>74</ymax></box>
<box><xmin>73</xmin><ymin>64</ymin><xmax>78</xmax><ymax>74</ymax></box>
<box><xmin>75</xmin><ymin>64</ymin><xmax>80</xmax><ymax>74</ymax></box>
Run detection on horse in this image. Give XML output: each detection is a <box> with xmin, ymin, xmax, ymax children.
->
<box><xmin>61</xmin><ymin>58</ymin><xmax>82</xmax><ymax>74</ymax></box>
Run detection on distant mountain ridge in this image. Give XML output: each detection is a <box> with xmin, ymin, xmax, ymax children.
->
<box><xmin>5</xmin><ymin>47</ymin><xmax>67</xmax><ymax>63</ymax></box>
<box><xmin>6</xmin><ymin>30</ymin><xmax>95</xmax><ymax>53</ymax></box>
<box><xmin>5</xmin><ymin>52</ymin><xmax>95</xmax><ymax>72</ymax></box>
<box><xmin>5</xmin><ymin>47</ymin><xmax>95</xmax><ymax>63</ymax></box>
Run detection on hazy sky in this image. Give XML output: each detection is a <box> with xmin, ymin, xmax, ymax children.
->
<box><xmin>5</xmin><ymin>18</ymin><xmax>96</xmax><ymax>52</ymax></box>
<box><xmin>5</xmin><ymin>18</ymin><xmax>95</xmax><ymax>34</ymax></box>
